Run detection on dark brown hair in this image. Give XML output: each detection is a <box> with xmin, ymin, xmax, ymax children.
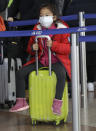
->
<box><xmin>39</xmin><ymin>3</ymin><xmax>59</xmax><ymax>18</ymax></box>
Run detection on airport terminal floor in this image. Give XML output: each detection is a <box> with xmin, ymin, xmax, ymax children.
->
<box><xmin>0</xmin><ymin>90</ymin><xmax>96</xmax><ymax>131</ymax></box>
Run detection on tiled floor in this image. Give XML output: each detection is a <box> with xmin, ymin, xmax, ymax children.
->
<box><xmin>81</xmin><ymin>91</ymin><xmax>96</xmax><ymax>127</ymax></box>
<box><xmin>0</xmin><ymin>91</ymin><xmax>96</xmax><ymax>131</ymax></box>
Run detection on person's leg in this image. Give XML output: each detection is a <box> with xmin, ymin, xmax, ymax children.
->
<box><xmin>52</xmin><ymin>62</ymin><xmax>66</xmax><ymax>115</ymax></box>
<box><xmin>10</xmin><ymin>62</ymin><xmax>43</xmax><ymax>112</ymax></box>
<box><xmin>16</xmin><ymin>64</ymin><xmax>34</xmax><ymax>98</ymax></box>
<box><xmin>52</xmin><ymin>62</ymin><xmax>66</xmax><ymax>99</ymax></box>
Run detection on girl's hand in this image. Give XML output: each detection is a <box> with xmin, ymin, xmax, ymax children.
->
<box><xmin>47</xmin><ymin>40</ymin><xmax>52</xmax><ymax>47</ymax></box>
<box><xmin>33</xmin><ymin>43</ymin><xmax>39</xmax><ymax>51</ymax></box>
<box><xmin>7</xmin><ymin>17</ymin><xmax>14</xmax><ymax>22</ymax></box>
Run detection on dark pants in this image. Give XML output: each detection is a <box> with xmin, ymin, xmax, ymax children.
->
<box><xmin>16</xmin><ymin>61</ymin><xmax>66</xmax><ymax>100</ymax></box>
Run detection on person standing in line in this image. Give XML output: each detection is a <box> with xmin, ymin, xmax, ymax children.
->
<box><xmin>52</xmin><ymin>0</ymin><xmax>65</xmax><ymax>15</ymax></box>
<box><xmin>63</xmin><ymin>0</ymin><xmax>96</xmax><ymax>83</ymax></box>
<box><xmin>0</xmin><ymin>0</ymin><xmax>9</xmax><ymax>13</ymax></box>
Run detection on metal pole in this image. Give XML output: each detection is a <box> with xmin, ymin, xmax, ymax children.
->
<box><xmin>48</xmin><ymin>47</ymin><xmax>52</xmax><ymax>76</ymax></box>
<box><xmin>5</xmin><ymin>8</ymin><xmax>8</xmax><ymax>20</ymax></box>
<box><xmin>35</xmin><ymin>50</ymin><xmax>38</xmax><ymax>75</ymax></box>
<box><xmin>0</xmin><ymin>8</ymin><xmax>8</xmax><ymax>20</ymax></box>
<box><xmin>79</xmin><ymin>12</ymin><xmax>87</xmax><ymax>108</ymax></box>
<box><xmin>71</xmin><ymin>33</ymin><xmax>81</xmax><ymax>131</ymax></box>
<box><xmin>35</xmin><ymin>38</ymin><xmax>38</xmax><ymax>75</ymax></box>
<box><xmin>35</xmin><ymin>35</ymin><xmax>51</xmax><ymax>76</ymax></box>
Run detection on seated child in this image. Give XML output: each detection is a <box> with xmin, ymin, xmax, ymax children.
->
<box><xmin>9</xmin><ymin>3</ymin><xmax>71</xmax><ymax>115</ymax></box>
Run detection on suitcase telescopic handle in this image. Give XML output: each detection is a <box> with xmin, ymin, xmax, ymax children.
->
<box><xmin>35</xmin><ymin>35</ymin><xmax>52</xmax><ymax>76</ymax></box>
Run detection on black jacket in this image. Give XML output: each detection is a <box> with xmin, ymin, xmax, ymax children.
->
<box><xmin>0</xmin><ymin>0</ymin><xmax>9</xmax><ymax>12</ymax></box>
<box><xmin>63</xmin><ymin>0</ymin><xmax>96</xmax><ymax>82</ymax></box>
<box><xmin>63</xmin><ymin>0</ymin><xmax>96</xmax><ymax>15</ymax></box>
<box><xmin>8</xmin><ymin>0</ymin><xmax>51</xmax><ymax>20</ymax></box>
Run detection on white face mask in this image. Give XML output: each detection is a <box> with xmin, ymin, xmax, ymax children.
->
<box><xmin>39</xmin><ymin>16</ymin><xmax>53</xmax><ymax>28</ymax></box>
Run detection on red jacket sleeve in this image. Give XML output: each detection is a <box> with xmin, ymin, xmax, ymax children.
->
<box><xmin>51</xmin><ymin>33</ymin><xmax>70</xmax><ymax>55</ymax></box>
<box><xmin>27</xmin><ymin>35</ymin><xmax>35</xmax><ymax>55</ymax></box>
<box><xmin>51</xmin><ymin>20</ymin><xmax>70</xmax><ymax>55</ymax></box>
<box><xmin>0</xmin><ymin>16</ymin><xmax>6</xmax><ymax>31</ymax></box>
<box><xmin>26</xmin><ymin>24</ymin><xmax>38</xmax><ymax>56</ymax></box>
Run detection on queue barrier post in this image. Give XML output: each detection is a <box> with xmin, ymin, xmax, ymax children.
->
<box><xmin>79</xmin><ymin>12</ymin><xmax>88</xmax><ymax>108</ymax></box>
<box><xmin>71</xmin><ymin>33</ymin><xmax>81</xmax><ymax>131</ymax></box>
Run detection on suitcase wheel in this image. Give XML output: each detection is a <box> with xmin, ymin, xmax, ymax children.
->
<box><xmin>8</xmin><ymin>101</ymin><xmax>15</xmax><ymax>108</ymax></box>
<box><xmin>53</xmin><ymin>120</ymin><xmax>60</xmax><ymax>126</ymax></box>
<box><xmin>8</xmin><ymin>102</ymin><xmax>13</xmax><ymax>108</ymax></box>
<box><xmin>56</xmin><ymin>120</ymin><xmax>60</xmax><ymax>126</ymax></box>
<box><xmin>53</xmin><ymin>121</ymin><xmax>56</xmax><ymax>126</ymax></box>
<box><xmin>32</xmin><ymin>120</ymin><xmax>37</xmax><ymax>126</ymax></box>
<box><xmin>0</xmin><ymin>104</ymin><xmax>4</xmax><ymax>109</ymax></box>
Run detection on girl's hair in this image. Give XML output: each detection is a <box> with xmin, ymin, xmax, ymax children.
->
<box><xmin>39</xmin><ymin>3</ymin><xmax>59</xmax><ymax>18</ymax></box>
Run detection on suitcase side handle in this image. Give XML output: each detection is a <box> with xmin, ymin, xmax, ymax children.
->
<box><xmin>0</xmin><ymin>41</ymin><xmax>4</xmax><ymax>64</ymax></box>
<box><xmin>35</xmin><ymin>35</ymin><xmax>51</xmax><ymax>76</ymax></box>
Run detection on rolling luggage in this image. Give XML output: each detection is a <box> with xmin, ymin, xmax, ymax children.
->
<box><xmin>29</xmin><ymin>36</ymin><xmax>68</xmax><ymax>125</ymax></box>
<box><xmin>7</xmin><ymin>58</ymin><xmax>22</xmax><ymax>106</ymax></box>
<box><xmin>16</xmin><ymin>58</ymin><xmax>22</xmax><ymax>70</ymax></box>
<box><xmin>0</xmin><ymin>58</ymin><xmax>8</xmax><ymax>104</ymax></box>
<box><xmin>7</xmin><ymin>58</ymin><xmax>16</xmax><ymax>105</ymax></box>
<box><xmin>0</xmin><ymin>58</ymin><xmax>16</xmax><ymax>107</ymax></box>
<box><xmin>0</xmin><ymin>40</ymin><xmax>8</xmax><ymax>104</ymax></box>
<box><xmin>0</xmin><ymin>57</ymin><xmax>22</xmax><ymax>107</ymax></box>
<box><xmin>0</xmin><ymin>17</ymin><xmax>18</xmax><ymax>107</ymax></box>
<box><xmin>0</xmin><ymin>41</ymin><xmax>21</xmax><ymax>107</ymax></box>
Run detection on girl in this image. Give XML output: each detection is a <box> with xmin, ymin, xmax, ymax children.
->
<box><xmin>9</xmin><ymin>3</ymin><xmax>71</xmax><ymax>115</ymax></box>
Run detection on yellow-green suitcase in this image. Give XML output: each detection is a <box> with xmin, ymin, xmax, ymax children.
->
<box><xmin>29</xmin><ymin>70</ymin><xmax>68</xmax><ymax>125</ymax></box>
<box><xmin>29</xmin><ymin>35</ymin><xmax>68</xmax><ymax>125</ymax></box>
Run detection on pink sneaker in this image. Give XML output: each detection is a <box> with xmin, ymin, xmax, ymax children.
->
<box><xmin>9</xmin><ymin>98</ymin><xmax>29</xmax><ymax>112</ymax></box>
<box><xmin>52</xmin><ymin>99</ymin><xmax>63</xmax><ymax>115</ymax></box>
